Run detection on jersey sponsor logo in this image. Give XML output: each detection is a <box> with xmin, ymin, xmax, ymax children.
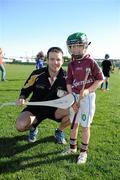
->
<box><xmin>73</xmin><ymin>78</ymin><xmax>93</xmax><ymax>87</ymax></box>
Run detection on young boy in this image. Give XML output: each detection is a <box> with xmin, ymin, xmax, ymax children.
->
<box><xmin>35</xmin><ymin>51</ymin><xmax>45</xmax><ymax>69</ymax></box>
<box><xmin>63</xmin><ymin>32</ymin><xmax>104</xmax><ymax>164</ymax></box>
<box><xmin>100</xmin><ymin>54</ymin><xmax>112</xmax><ymax>90</ymax></box>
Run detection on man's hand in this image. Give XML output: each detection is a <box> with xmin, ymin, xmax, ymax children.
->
<box><xmin>16</xmin><ymin>99</ymin><xmax>27</xmax><ymax>106</ymax></box>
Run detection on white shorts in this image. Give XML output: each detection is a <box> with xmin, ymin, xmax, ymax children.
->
<box><xmin>69</xmin><ymin>92</ymin><xmax>96</xmax><ymax>127</ymax></box>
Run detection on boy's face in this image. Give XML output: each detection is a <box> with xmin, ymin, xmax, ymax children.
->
<box><xmin>68</xmin><ymin>44</ymin><xmax>87</xmax><ymax>58</ymax></box>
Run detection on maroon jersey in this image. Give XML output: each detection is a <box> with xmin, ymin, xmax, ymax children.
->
<box><xmin>66</xmin><ymin>54</ymin><xmax>104</xmax><ymax>94</ymax></box>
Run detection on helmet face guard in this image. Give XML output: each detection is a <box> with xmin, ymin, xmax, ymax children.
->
<box><xmin>67</xmin><ymin>32</ymin><xmax>91</xmax><ymax>58</ymax></box>
<box><xmin>67</xmin><ymin>44</ymin><xmax>87</xmax><ymax>57</ymax></box>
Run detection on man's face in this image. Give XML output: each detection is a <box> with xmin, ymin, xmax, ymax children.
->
<box><xmin>47</xmin><ymin>51</ymin><xmax>64</xmax><ymax>73</ymax></box>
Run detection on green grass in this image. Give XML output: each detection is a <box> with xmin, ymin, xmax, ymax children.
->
<box><xmin>0</xmin><ymin>64</ymin><xmax>120</xmax><ymax>180</ymax></box>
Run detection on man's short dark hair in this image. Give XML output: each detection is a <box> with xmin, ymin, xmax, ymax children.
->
<box><xmin>47</xmin><ymin>47</ymin><xmax>63</xmax><ymax>58</ymax></box>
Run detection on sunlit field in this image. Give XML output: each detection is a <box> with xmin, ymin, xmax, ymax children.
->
<box><xmin>0</xmin><ymin>64</ymin><xmax>120</xmax><ymax>180</ymax></box>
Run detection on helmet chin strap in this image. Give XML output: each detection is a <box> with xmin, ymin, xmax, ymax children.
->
<box><xmin>72</xmin><ymin>54</ymin><xmax>83</xmax><ymax>60</ymax></box>
<box><xmin>72</xmin><ymin>53</ymin><xmax>87</xmax><ymax>60</ymax></box>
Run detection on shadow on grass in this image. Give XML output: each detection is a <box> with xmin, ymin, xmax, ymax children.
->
<box><xmin>6</xmin><ymin>79</ymin><xmax>25</xmax><ymax>81</ymax></box>
<box><xmin>0</xmin><ymin>134</ymin><xmax>55</xmax><ymax>158</ymax></box>
<box><xmin>0</xmin><ymin>89</ymin><xmax>19</xmax><ymax>91</ymax></box>
<box><xmin>0</xmin><ymin>152</ymin><xmax>76</xmax><ymax>174</ymax></box>
<box><xmin>0</xmin><ymin>135</ymin><xmax>76</xmax><ymax>174</ymax></box>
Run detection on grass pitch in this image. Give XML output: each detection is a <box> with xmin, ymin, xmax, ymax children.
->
<box><xmin>0</xmin><ymin>64</ymin><xmax>120</xmax><ymax>180</ymax></box>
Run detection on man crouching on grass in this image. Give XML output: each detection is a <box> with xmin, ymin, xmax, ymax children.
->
<box><xmin>16</xmin><ymin>47</ymin><xmax>70</xmax><ymax>144</ymax></box>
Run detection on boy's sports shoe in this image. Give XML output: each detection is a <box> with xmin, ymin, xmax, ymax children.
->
<box><xmin>62</xmin><ymin>148</ymin><xmax>77</xmax><ymax>155</ymax></box>
<box><xmin>77</xmin><ymin>152</ymin><xmax>87</xmax><ymax>164</ymax></box>
<box><xmin>28</xmin><ymin>127</ymin><xmax>38</xmax><ymax>143</ymax></box>
<box><xmin>55</xmin><ymin>129</ymin><xmax>66</xmax><ymax>144</ymax></box>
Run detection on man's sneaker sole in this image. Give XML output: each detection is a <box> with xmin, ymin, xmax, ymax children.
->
<box><xmin>28</xmin><ymin>137</ymin><xmax>37</xmax><ymax>143</ymax></box>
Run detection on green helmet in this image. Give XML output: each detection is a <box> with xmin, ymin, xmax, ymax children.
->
<box><xmin>66</xmin><ymin>32</ymin><xmax>91</xmax><ymax>59</ymax></box>
<box><xmin>67</xmin><ymin>32</ymin><xmax>90</xmax><ymax>46</ymax></box>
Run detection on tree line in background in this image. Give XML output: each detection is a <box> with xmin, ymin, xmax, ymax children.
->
<box><xmin>3</xmin><ymin>56</ymin><xmax>120</xmax><ymax>68</ymax></box>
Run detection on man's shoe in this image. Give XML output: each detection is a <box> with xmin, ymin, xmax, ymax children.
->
<box><xmin>77</xmin><ymin>152</ymin><xmax>87</xmax><ymax>164</ymax></box>
<box><xmin>28</xmin><ymin>127</ymin><xmax>38</xmax><ymax>143</ymax></box>
<box><xmin>62</xmin><ymin>148</ymin><xmax>77</xmax><ymax>155</ymax></box>
<box><xmin>55</xmin><ymin>129</ymin><xmax>66</xmax><ymax>144</ymax></box>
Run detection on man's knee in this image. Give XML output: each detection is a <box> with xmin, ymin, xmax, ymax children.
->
<box><xmin>16</xmin><ymin>115</ymin><xmax>27</xmax><ymax>132</ymax></box>
<box><xmin>16</xmin><ymin>119</ymin><xmax>25</xmax><ymax>132</ymax></box>
<box><xmin>16</xmin><ymin>111</ymin><xmax>33</xmax><ymax>132</ymax></box>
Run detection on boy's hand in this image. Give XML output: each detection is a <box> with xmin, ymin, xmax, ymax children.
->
<box><xmin>80</xmin><ymin>89</ymin><xmax>89</xmax><ymax>99</ymax></box>
<box><xmin>72</xmin><ymin>102</ymin><xmax>79</xmax><ymax>113</ymax></box>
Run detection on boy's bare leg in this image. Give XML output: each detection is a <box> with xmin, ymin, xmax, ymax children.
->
<box><xmin>81</xmin><ymin>127</ymin><xmax>90</xmax><ymax>144</ymax></box>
